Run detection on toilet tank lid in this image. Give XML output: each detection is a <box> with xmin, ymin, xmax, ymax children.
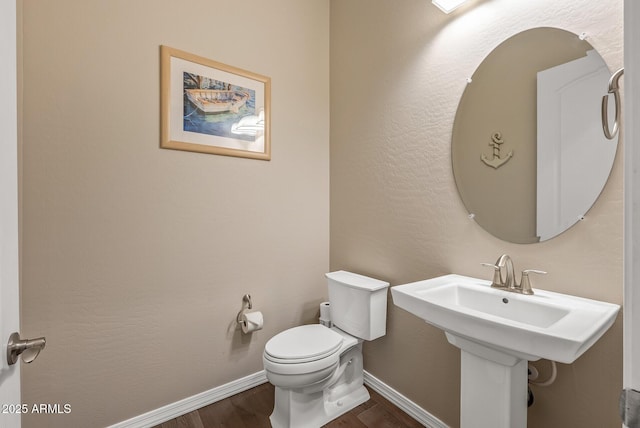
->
<box><xmin>325</xmin><ymin>271</ymin><xmax>389</xmax><ymax>291</ymax></box>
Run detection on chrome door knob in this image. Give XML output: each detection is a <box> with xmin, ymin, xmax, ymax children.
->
<box><xmin>7</xmin><ymin>332</ymin><xmax>46</xmax><ymax>365</ymax></box>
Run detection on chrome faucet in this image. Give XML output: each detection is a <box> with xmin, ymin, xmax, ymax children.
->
<box><xmin>482</xmin><ymin>254</ymin><xmax>546</xmax><ymax>295</ymax></box>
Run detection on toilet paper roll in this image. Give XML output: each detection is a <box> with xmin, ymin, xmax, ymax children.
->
<box><xmin>241</xmin><ymin>311</ymin><xmax>264</xmax><ymax>334</ymax></box>
<box><xmin>320</xmin><ymin>302</ymin><xmax>331</xmax><ymax>321</ymax></box>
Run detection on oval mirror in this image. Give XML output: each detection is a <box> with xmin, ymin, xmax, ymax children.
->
<box><xmin>452</xmin><ymin>27</ymin><xmax>618</xmax><ymax>244</ymax></box>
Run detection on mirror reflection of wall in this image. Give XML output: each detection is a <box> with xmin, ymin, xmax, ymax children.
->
<box><xmin>451</xmin><ymin>27</ymin><xmax>618</xmax><ymax>244</ymax></box>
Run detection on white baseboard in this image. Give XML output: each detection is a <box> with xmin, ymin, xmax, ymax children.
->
<box><xmin>363</xmin><ymin>370</ymin><xmax>449</xmax><ymax>428</ymax></box>
<box><xmin>107</xmin><ymin>371</ymin><xmax>268</xmax><ymax>428</ymax></box>
<box><xmin>108</xmin><ymin>369</ymin><xmax>448</xmax><ymax>428</ymax></box>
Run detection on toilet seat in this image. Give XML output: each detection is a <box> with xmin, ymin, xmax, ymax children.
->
<box><xmin>264</xmin><ymin>324</ymin><xmax>343</xmax><ymax>363</ymax></box>
<box><xmin>263</xmin><ymin>325</ymin><xmax>345</xmax><ymax>379</ymax></box>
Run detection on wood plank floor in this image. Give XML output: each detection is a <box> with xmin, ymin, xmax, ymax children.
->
<box><xmin>152</xmin><ymin>382</ymin><xmax>424</xmax><ymax>428</ymax></box>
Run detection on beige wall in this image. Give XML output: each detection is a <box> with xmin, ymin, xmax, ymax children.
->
<box><xmin>19</xmin><ymin>1</ymin><xmax>329</xmax><ymax>427</ymax></box>
<box><xmin>330</xmin><ymin>0</ymin><xmax>623</xmax><ymax>427</ymax></box>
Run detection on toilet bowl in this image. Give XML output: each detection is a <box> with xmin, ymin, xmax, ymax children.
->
<box><xmin>263</xmin><ymin>271</ymin><xmax>389</xmax><ymax>428</ymax></box>
<box><xmin>263</xmin><ymin>324</ymin><xmax>350</xmax><ymax>390</ymax></box>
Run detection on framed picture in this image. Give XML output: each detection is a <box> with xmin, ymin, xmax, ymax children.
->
<box><xmin>160</xmin><ymin>45</ymin><xmax>271</xmax><ymax>160</ymax></box>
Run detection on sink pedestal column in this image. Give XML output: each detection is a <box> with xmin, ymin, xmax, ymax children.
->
<box><xmin>446</xmin><ymin>333</ymin><xmax>528</xmax><ymax>428</ymax></box>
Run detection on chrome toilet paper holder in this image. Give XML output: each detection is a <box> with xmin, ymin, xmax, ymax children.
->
<box><xmin>236</xmin><ymin>294</ymin><xmax>253</xmax><ymax>326</ymax></box>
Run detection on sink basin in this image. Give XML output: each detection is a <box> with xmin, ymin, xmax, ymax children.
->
<box><xmin>391</xmin><ymin>274</ymin><xmax>620</xmax><ymax>363</ymax></box>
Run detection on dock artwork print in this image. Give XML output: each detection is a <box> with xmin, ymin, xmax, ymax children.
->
<box><xmin>161</xmin><ymin>46</ymin><xmax>271</xmax><ymax>160</ymax></box>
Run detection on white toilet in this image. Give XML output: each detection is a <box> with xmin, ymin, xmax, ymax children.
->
<box><xmin>263</xmin><ymin>270</ymin><xmax>389</xmax><ymax>428</ymax></box>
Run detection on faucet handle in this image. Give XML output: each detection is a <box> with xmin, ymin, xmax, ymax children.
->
<box><xmin>523</xmin><ymin>269</ymin><xmax>547</xmax><ymax>275</ymax></box>
<box><xmin>481</xmin><ymin>263</ymin><xmax>503</xmax><ymax>288</ymax></box>
<box><xmin>520</xmin><ymin>269</ymin><xmax>547</xmax><ymax>295</ymax></box>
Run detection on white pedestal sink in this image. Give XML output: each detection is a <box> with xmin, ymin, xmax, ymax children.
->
<box><xmin>391</xmin><ymin>274</ymin><xmax>620</xmax><ymax>428</ymax></box>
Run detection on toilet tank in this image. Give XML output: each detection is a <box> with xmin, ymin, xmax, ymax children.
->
<box><xmin>325</xmin><ymin>271</ymin><xmax>389</xmax><ymax>341</ymax></box>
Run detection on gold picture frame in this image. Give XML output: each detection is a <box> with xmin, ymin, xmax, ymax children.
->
<box><xmin>160</xmin><ymin>46</ymin><xmax>271</xmax><ymax>160</ymax></box>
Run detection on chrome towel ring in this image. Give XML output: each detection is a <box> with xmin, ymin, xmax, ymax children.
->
<box><xmin>602</xmin><ymin>67</ymin><xmax>624</xmax><ymax>140</ymax></box>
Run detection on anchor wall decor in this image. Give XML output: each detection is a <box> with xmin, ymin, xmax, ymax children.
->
<box><xmin>481</xmin><ymin>132</ymin><xmax>513</xmax><ymax>169</ymax></box>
